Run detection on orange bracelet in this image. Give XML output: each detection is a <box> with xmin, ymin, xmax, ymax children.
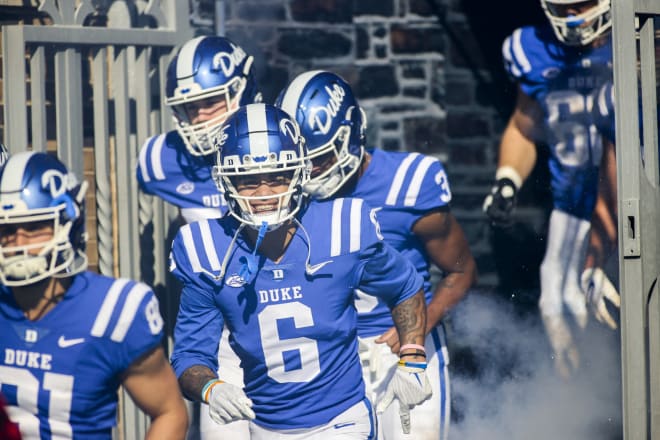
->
<box><xmin>201</xmin><ymin>379</ymin><xmax>224</xmax><ymax>403</ymax></box>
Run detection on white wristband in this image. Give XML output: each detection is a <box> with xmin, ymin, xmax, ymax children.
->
<box><xmin>495</xmin><ymin>166</ymin><xmax>523</xmax><ymax>189</ymax></box>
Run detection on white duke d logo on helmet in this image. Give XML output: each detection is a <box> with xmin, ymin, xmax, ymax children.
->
<box><xmin>280</xmin><ymin>118</ymin><xmax>300</xmax><ymax>143</ymax></box>
<box><xmin>41</xmin><ymin>169</ymin><xmax>78</xmax><ymax>199</ymax></box>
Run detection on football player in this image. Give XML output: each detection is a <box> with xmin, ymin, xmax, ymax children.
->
<box><xmin>169</xmin><ymin>103</ymin><xmax>432</xmax><ymax>439</ymax></box>
<box><xmin>582</xmin><ymin>80</ymin><xmax>619</xmax><ymax>330</ymax></box>
<box><xmin>276</xmin><ymin>70</ymin><xmax>477</xmax><ymax>440</ymax></box>
<box><xmin>0</xmin><ymin>152</ymin><xmax>187</xmax><ymax>438</ymax></box>
<box><xmin>137</xmin><ymin>35</ymin><xmax>261</xmax><ymax>223</ymax></box>
<box><xmin>482</xmin><ymin>0</ymin><xmax>613</xmax><ymax>378</ymax></box>
<box><xmin>136</xmin><ymin>35</ymin><xmax>261</xmax><ymax>439</ymax></box>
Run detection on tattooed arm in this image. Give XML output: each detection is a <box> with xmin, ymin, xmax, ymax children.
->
<box><xmin>386</xmin><ymin>290</ymin><xmax>427</xmax><ymax>358</ymax></box>
<box><xmin>178</xmin><ymin>365</ymin><xmax>218</xmax><ymax>402</ymax></box>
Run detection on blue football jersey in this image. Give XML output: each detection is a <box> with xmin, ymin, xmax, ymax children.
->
<box><xmin>137</xmin><ymin>130</ymin><xmax>227</xmax><ymax>222</ymax></box>
<box><xmin>592</xmin><ymin>80</ymin><xmax>660</xmax><ymax>147</ymax></box>
<box><xmin>503</xmin><ymin>24</ymin><xmax>612</xmax><ymax>219</ymax></box>
<box><xmin>0</xmin><ymin>272</ymin><xmax>164</xmax><ymax>439</ymax></box>
<box><xmin>169</xmin><ymin>198</ymin><xmax>423</xmax><ymax>429</ymax></box>
<box><xmin>347</xmin><ymin>149</ymin><xmax>452</xmax><ymax>337</ymax></box>
<box><xmin>592</xmin><ymin>80</ymin><xmax>616</xmax><ymax>143</ymax></box>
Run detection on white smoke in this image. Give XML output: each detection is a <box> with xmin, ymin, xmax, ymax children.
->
<box><xmin>448</xmin><ymin>290</ymin><xmax>622</xmax><ymax>440</ymax></box>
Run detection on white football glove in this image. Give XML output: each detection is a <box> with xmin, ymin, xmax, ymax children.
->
<box><xmin>376</xmin><ymin>362</ymin><xmax>432</xmax><ymax>434</ymax></box>
<box><xmin>581</xmin><ymin>267</ymin><xmax>621</xmax><ymax>330</ymax></box>
<box><xmin>207</xmin><ymin>381</ymin><xmax>255</xmax><ymax>425</ymax></box>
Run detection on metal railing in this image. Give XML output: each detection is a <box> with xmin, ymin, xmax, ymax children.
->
<box><xmin>1</xmin><ymin>1</ymin><xmax>192</xmax><ymax>438</ymax></box>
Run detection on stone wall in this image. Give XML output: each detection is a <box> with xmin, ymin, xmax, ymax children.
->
<box><xmin>191</xmin><ymin>0</ymin><xmax>552</xmax><ymax>293</ymax></box>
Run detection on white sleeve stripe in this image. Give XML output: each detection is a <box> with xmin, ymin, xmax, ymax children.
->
<box><xmin>331</xmin><ymin>199</ymin><xmax>343</xmax><ymax>257</ymax></box>
<box><xmin>512</xmin><ymin>29</ymin><xmax>532</xmax><ymax>74</ymax></box>
<box><xmin>349</xmin><ymin>198</ymin><xmax>363</xmax><ymax>252</ymax></box>
<box><xmin>110</xmin><ymin>283</ymin><xmax>151</xmax><ymax>342</ymax></box>
<box><xmin>404</xmin><ymin>156</ymin><xmax>435</xmax><ymax>207</ymax></box>
<box><xmin>199</xmin><ymin>221</ymin><xmax>222</xmax><ymax>271</ymax></box>
<box><xmin>385</xmin><ymin>153</ymin><xmax>419</xmax><ymax>206</ymax></box>
<box><xmin>138</xmin><ymin>138</ymin><xmax>152</xmax><ymax>183</ymax></box>
<box><xmin>598</xmin><ymin>84</ymin><xmax>612</xmax><ymax>117</ymax></box>
<box><xmin>181</xmin><ymin>226</ymin><xmax>204</xmax><ymax>273</ymax></box>
<box><xmin>502</xmin><ymin>36</ymin><xmax>521</xmax><ymax>78</ymax></box>
<box><xmin>151</xmin><ymin>134</ymin><xmax>166</xmax><ymax>180</ymax></box>
<box><xmin>91</xmin><ymin>278</ymin><xmax>131</xmax><ymax>337</ymax></box>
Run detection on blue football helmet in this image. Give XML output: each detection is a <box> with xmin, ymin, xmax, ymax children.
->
<box><xmin>276</xmin><ymin>70</ymin><xmax>366</xmax><ymax>200</ymax></box>
<box><xmin>541</xmin><ymin>0</ymin><xmax>611</xmax><ymax>46</ymax></box>
<box><xmin>0</xmin><ymin>152</ymin><xmax>88</xmax><ymax>286</ymax></box>
<box><xmin>212</xmin><ymin>103</ymin><xmax>310</xmax><ymax>230</ymax></box>
<box><xmin>166</xmin><ymin>35</ymin><xmax>262</xmax><ymax>156</ymax></box>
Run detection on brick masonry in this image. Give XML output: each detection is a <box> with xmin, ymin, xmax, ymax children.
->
<box><xmin>191</xmin><ymin>0</ymin><xmax>553</xmax><ymax>294</ymax></box>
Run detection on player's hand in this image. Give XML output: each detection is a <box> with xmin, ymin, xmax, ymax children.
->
<box><xmin>483</xmin><ymin>177</ymin><xmax>518</xmax><ymax>227</ymax></box>
<box><xmin>207</xmin><ymin>381</ymin><xmax>255</xmax><ymax>425</ymax></box>
<box><xmin>376</xmin><ymin>361</ymin><xmax>432</xmax><ymax>434</ymax></box>
<box><xmin>581</xmin><ymin>267</ymin><xmax>621</xmax><ymax>330</ymax></box>
<box><xmin>374</xmin><ymin>327</ymin><xmax>400</xmax><ymax>354</ymax></box>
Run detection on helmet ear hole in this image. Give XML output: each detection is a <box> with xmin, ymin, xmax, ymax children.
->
<box><xmin>50</xmin><ymin>194</ymin><xmax>79</xmax><ymax>222</ymax></box>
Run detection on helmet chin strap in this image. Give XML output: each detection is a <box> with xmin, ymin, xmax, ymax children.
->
<box><xmin>237</xmin><ymin>221</ymin><xmax>268</xmax><ymax>283</ymax></box>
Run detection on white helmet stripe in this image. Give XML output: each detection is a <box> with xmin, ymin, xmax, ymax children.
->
<box><xmin>247</xmin><ymin>103</ymin><xmax>270</xmax><ymax>157</ymax></box>
<box><xmin>278</xmin><ymin>70</ymin><xmax>324</xmax><ymax>117</ymax></box>
<box><xmin>0</xmin><ymin>151</ymin><xmax>34</xmax><ymax>202</ymax></box>
<box><xmin>176</xmin><ymin>36</ymin><xmax>205</xmax><ymax>81</ymax></box>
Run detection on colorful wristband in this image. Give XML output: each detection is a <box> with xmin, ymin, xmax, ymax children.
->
<box><xmin>399</xmin><ymin>344</ymin><xmax>426</xmax><ymax>354</ymax></box>
<box><xmin>201</xmin><ymin>379</ymin><xmax>224</xmax><ymax>403</ymax></box>
<box><xmin>397</xmin><ymin>360</ymin><xmax>428</xmax><ymax>369</ymax></box>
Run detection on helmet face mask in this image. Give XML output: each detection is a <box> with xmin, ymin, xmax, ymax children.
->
<box><xmin>541</xmin><ymin>0</ymin><xmax>611</xmax><ymax>46</ymax></box>
<box><xmin>166</xmin><ymin>36</ymin><xmax>261</xmax><ymax>156</ymax></box>
<box><xmin>276</xmin><ymin>70</ymin><xmax>366</xmax><ymax>200</ymax></box>
<box><xmin>212</xmin><ymin>103</ymin><xmax>310</xmax><ymax>230</ymax></box>
<box><xmin>0</xmin><ymin>152</ymin><xmax>88</xmax><ymax>286</ymax></box>
<box><xmin>303</xmin><ymin>125</ymin><xmax>363</xmax><ymax>199</ymax></box>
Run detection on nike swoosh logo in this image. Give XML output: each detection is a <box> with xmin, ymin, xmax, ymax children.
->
<box><xmin>334</xmin><ymin>422</ymin><xmax>356</xmax><ymax>429</ymax></box>
<box><xmin>58</xmin><ymin>336</ymin><xmax>85</xmax><ymax>348</ymax></box>
<box><xmin>306</xmin><ymin>260</ymin><xmax>332</xmax><ymax>275</ymax></box>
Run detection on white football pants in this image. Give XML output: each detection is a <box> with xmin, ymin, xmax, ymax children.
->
<box><xmin>249</xmin><ymin>398</ymin><xmax>377</xmax><ymax>440</ymax></box>
<box><xmin>359</xmin><ymin>325</ymin><xmax>450</xmax><ymax>440</ymax></box>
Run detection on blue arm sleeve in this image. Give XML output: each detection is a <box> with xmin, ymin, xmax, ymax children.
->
<box><xmin>169</xmin><ymin>231</ymin><xmax>224</xmax><ymax>378</ymax></box>
<box><xmin>354</xmin><ymin>240</ymin><xmax>423</xmax><ymax>309</ymax></box>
